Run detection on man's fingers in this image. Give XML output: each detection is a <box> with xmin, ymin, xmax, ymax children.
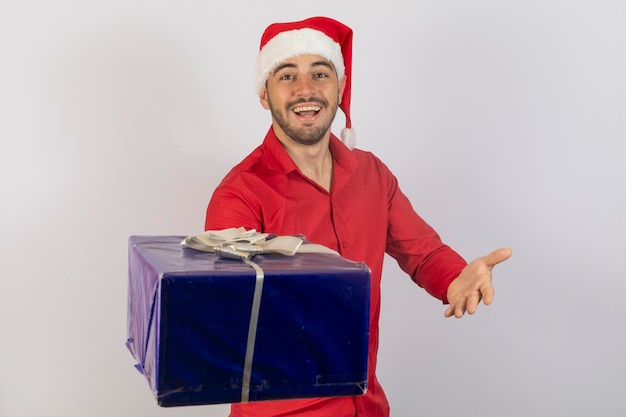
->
<box><xmin>444</xmin><ymin>302</ymin><xmax>464</xmax><ymax>318</ymax></box>
<box><xmin>466</xmin><ymin>291</ymin><xmax>482</xmax><ymax>314</ymax></box>
<box><xmin>484</xmin><ymin>247</ymin><xmax>513</xmax><ymax>268</ymax></box>
<box><xmin>445</xmin><ymin>288</ymin><xmax>490</xmax><ymax>318</ymax></box>
<box><xmin>444</xmin><ymin>299</ymin><xmax>468</xmax><ymax>318</ymax></box>
<box><xmin>481</xmin><ymin>284</ymin><xmax>495</xmax><ymax>305</ymax></box>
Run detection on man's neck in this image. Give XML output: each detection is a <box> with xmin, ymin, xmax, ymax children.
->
<box><xmin>277</xmin><ymin>133</ymin><xmax>334</xmax><ymax>192</ymax></box>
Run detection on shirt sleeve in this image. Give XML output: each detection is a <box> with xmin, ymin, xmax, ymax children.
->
<box><xmin>384</xmin><ymin>172</ymin><xmax>467</xmax><ymax>304</ymax></box>
<box><xmin>205</xmin><ymin>184</ymin><xmax>263</xmax><ymax>232</ymax></box>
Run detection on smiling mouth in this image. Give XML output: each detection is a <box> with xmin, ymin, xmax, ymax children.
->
<box><xmin>293</xmin><ymin>105</ymin><xmax>321</xmax><ymax>117</ymax></box>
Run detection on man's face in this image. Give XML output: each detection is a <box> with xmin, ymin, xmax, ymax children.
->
<box><xmin>260</xmin><ymin>54</ymin><xmax>346</xmax><ymax>146</ymax></box>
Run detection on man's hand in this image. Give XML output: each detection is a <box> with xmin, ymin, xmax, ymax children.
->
<box><xmin>444</xmin><ymin>248</ymin><xmax>513</xmax><ymax>318</ymax></box>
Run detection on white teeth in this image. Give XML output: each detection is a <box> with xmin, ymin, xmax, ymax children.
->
<box><xmin>294</xmin><ymin>106</ymin><xmax>321</xmax><ymax>113</ymax></box>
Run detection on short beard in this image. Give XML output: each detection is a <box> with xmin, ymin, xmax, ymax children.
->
<box><xmin>268</xmin><ymin>96</ymin><xmax>338</xmax><ymax>146</ymax></box>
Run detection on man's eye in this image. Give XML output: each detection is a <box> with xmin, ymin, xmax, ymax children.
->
<box><xmin>314</xmin><ymin>72</ymin><xmax>329</xmax><ymax>79</ymax></box>
<box><xmin>280</xmin><ymin>74</ymin><xmax>294</xmax><ymax>81</ymax></box>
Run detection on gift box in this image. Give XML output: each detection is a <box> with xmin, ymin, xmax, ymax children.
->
<box><xmin>126</xmin><ymin>235</ymin><xmax>370</xmax><ymax>407</ymax></box>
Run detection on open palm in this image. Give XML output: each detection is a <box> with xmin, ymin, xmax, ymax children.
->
<box><xmin>445</xmin><ymin>248</ymin><xmax>513</xmax><ymax>318</ymax></box>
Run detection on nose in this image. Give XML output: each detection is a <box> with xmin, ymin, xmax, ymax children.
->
<box><xmin>294</xmin><ymin>76</ymin><xmax>314</xmax><ymax>96</ymax></box>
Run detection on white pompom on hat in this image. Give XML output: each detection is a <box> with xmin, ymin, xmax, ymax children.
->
<box><xmin>255</xmin><ymin>16</ymin><xmax>356</xmax><ymax>149</ymax></box>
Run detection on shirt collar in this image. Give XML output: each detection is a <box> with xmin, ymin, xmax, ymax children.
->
<box><xmin>262</xmin><ymin>126</ymin><xmax>359</xmax><ymax>175</ymax></box>
<box><xmin>262</xmin><ymin>127</ymin><xmax>298</xmax><ymax>174</ymax></box>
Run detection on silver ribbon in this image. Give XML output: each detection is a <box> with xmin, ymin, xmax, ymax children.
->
<box><xmin>211</xmin><ymin>244</ymin><xmax>264</xmax><ymax>403</ymax></box>
<box><xmin>240</xmin><ymin>258</ymin><xmax>264</xmax><ymax>403</ymax></box>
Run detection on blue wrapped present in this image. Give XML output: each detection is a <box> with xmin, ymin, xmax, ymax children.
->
<box><xmin>126</xmin><ymin>235</ymin><xmax>370</xmax><ymax>407</ymax></box>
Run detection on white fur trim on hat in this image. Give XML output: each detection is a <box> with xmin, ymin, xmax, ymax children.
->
<box><xmin>255</xmin><ymin>28</ymin><xmax>345</xmax><ymax>94</ymax></box>
<box><xmin>340</xmin><ymin>127</ymin><xmax>356</xmax><ymax>150</ymax></box>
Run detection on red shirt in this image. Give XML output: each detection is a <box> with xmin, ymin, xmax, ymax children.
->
<box><xmin>205</xmin><ymin>128</ymin><xmax>467</xmax><ymax>417</ymax></box>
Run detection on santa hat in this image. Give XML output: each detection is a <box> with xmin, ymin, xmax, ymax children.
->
<box><xmin>255</xmin><ymin>16</ymin><xmax>356</xmax><ymax>149</ymax></box>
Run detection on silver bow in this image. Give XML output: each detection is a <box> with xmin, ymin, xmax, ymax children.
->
<box><xmin>181</xmin><ymin>227</ymin><xmax>337</xmax><ymax>259</ymax></box>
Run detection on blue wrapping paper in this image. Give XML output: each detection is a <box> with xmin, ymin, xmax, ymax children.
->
<box><xmin>126</xmin><ymin>235</ymin><xmax>370</xmax><ymax>407</ymax></box>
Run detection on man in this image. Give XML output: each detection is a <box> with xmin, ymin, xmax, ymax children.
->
<box><xmin>205</xmin><ymin>16</ymin><xmax>512</xmax><ymax>417</ymax></box>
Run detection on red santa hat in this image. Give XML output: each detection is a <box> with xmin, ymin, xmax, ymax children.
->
<box><xmin>255</xmin><ymin>16</ymin><xmax>356</xmax><ymax>149</ymax></box>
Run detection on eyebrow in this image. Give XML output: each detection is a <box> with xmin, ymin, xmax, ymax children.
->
<box><xmin>272</xmin><ymin>60</ymin><xmax>336</xmax><ymax>75</ymax></box>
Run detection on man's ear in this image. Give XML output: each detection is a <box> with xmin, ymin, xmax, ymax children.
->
<box><xmin>338</xmin><ymin>75</ymin><xmax>347</xmax><ymax>104</ymax></box>
<box><xmin>259</xmin><ymin>87</ymin><xmax>270</xmax><ymax>110</ymax></box>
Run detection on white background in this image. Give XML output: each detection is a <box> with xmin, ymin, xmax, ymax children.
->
<box><xmin>1</xmin><ymin>1</ymin><xmax>625</xmax><ymax>416</ymax></box>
